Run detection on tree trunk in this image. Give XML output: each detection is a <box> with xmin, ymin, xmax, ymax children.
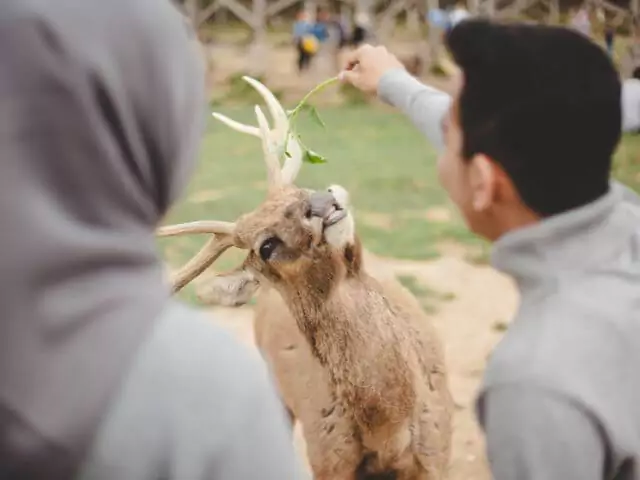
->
<box><xmin>378</xmin><ymin>0</ymin><xmax>407</xmax><ymax>41</ymax></box>
<box><xmin>355</xmin><ymin>0</ymin><xmax>376</xmax><ymax>25</ymax></box>
<box><xmin>354</xmin><ymin>0</ymin><xmax>377</xmax><ymax>45</ymax></box>
<box><xmin>249</xmin><ymin>0</ymin><xmax>268</xmax><ymax>76</ymax></box>
<box><xmin>218</xmin><ymin>7</ymin><xmax>229</xmax><ymax>24</ymax></box>
<box><xmin>426</xmin><ymin>0</ymin><xmax>441</xmax><ymax>68</ymax></box>
<box><xmin>185</xmin><ymin>0</ymin><xmax>199</xmax><ymax>26</ymax></box>
<box><xmin>305</xmin><ymin>0</ymin><xmax>318</xmax><ymax>21</ymax></box>
<box><xmin>406</xmin><ymin>5</ymin><xmax>422</xmax><ymax>35</ymax></box>
<box><xmin>484</xmin><ymin>0</ymin><xmax>495</xmax><ymax>16</ymax></box>
<box><xmin>549</xmin><ymin>0</ymin><xmax>560</xmax><ymax>24</ymax></box>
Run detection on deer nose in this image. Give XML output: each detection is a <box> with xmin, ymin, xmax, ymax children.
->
<box><xmin>309</xmin><ymin>191</ymin><xmax>338</xmax><ymax>218</ymax></box>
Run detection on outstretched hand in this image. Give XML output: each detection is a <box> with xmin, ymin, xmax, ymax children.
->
<box><xmin>339</xmin><ymin>44</ymin><xmax>405</xmax><ymax>94</ymax></box>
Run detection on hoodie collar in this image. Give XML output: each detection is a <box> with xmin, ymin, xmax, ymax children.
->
<box><xmin>491</xmin><ymin>181</ymin><xmax>638</xmax><ymax>290</ymax></box>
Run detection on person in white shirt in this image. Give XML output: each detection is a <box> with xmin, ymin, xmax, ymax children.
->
<box><xmin>449</xmin><ymin>1</ymin><xmax>471</xmax><ymax>28</ymax></box>
<box><xmin>570</xmin><ymin>6</ymin><xmax>591</xmax><ymax>37</ymax></box>
<box><xmin>622</xmin><ymin>72</ymin><xmax>640</xmax><ymax>133</ymax></box>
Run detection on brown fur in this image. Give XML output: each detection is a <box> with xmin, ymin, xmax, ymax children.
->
<box><xmin>201</xmin><ymin>185</ymin><xmax>453</xmax><ymax>479</ymax></box>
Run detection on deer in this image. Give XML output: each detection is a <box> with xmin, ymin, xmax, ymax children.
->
<box><xmin>157</xmin><ymin>77</ymin><xmax>453</xmax><ymax>480</ymax></box>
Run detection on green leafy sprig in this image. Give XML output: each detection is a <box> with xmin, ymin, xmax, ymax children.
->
<box><xmin>283</xmin><ymin>76</ymin><xmax>340</xmax><ymax>164</ymax></box>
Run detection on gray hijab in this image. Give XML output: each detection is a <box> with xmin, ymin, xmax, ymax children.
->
<box><xmin>0</xmin><ymin>0</ymin><xmax>205</xmax><ymax>477</ymax></box>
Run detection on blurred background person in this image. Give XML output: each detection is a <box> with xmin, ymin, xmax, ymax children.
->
<box><xmin>570</xmin><ymin>4</ymin><xmax>592</xmax><ymax>38</ymax></box>
<box><xmin>293</xmin><ymin>10</ymin><xmax>317</xmax><ymax>73</ymax></box>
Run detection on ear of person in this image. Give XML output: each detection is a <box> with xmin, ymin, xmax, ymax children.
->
<box><xmin>469</xmin><ymin>154</ymin><xmax>496</xmax><ymax>211</ymax></box>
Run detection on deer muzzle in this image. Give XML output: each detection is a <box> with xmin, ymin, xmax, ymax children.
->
<box><xmin>309</xmin><ymin>191</ymin><xmax>346</xmax><ymax>227</ymax></box>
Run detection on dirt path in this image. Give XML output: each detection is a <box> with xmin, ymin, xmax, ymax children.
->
<box><xmin>208</xmin><ymin>252</ymin><xmax>518</xmax><ymax>479</ymax></box>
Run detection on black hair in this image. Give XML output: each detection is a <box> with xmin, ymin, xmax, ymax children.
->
<box><xmin>445</xmin><ymin>19</ymin><xmax>621</xmax><ymax>216</ymax></box>
<box><xmin>632</xmin><ymin>66</ymin><xmax>640</xmax><ymax>81</ymax></box>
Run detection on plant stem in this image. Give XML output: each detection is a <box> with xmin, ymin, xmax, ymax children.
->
<box><xmin>288</xmin><ymin>76</ymin><xmax>340</xmax><ymax>123</ymax></box>
<box><xmin>283</xmin><ymin>76</ymin><xmax>340</xmax><ymax>159</ymax></box>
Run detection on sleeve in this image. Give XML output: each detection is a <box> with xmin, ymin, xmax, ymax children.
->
<box><xmin>377</xmin><ymin>69</ymin><xmax>452</xmax><ymax>151</ymax></box>
<box><xmin>478</xmin><ymin>385</ymin><xmax>609</xmax><ymax>480</ymax></box>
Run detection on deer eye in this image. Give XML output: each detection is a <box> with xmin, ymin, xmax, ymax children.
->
<box><xmin>259</xmin><ymin>236</ymin><xmax>282</xmax><ymax>261</ymax></box>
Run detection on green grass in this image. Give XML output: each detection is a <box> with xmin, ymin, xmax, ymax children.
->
<box><xmin>613</xmin><ymin>134</ymin><xmax>640</xmax><ymax>192</ymax></box>
<box><xmin>159</xmin><ymin>104</ymin><xmax>640</xmax><ymax>303</ymax></box>
<box><xmin>396</xmin><ymin>274</ymin><xmax>456</xmax><ymax>314</ymax></box>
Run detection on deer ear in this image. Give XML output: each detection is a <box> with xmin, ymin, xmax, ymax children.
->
<box><xmin>196</xmin><ymin>268</ymin><xmax>260</xmax><ymax>307</ymax></box>
<box><xmin>344</xmin><ymin>236</ymin><xmax>363</xmax><ymax>277</ymax></box>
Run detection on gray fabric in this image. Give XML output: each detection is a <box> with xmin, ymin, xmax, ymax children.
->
<box><xmin>622</xmin><ymin>78</ymin><xmax>640</xmax><ymax>132</ymax></box>
<box><xmin>378</xmin><ymin>68</ymin><xmax>640</xmax><ymax>479</ymax></box>
<box><xmin>378</xmin><ymin>69</ymin><xmax>451</xmax><ymax>151</ymax></box>
<box><xmin>0</xmin><ymin>0</ymin><xmax>205</xmax><ymax>477</ymax></box>
<box><xmin>480</xmin><ymin>385</ymin><xmax>607</xmax><ymax>480</ymax></box>
<box><xmin>483</xmin><ymin>183</ymin><xmax>640</xmax><ymax>480</ymax></box>
<box><xmin>78</xmin><ymin>303</ymin><xmax>305</xmax><ymax>480</ymax></box>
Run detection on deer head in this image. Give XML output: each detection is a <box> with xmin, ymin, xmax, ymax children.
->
<box><xmin>157</xmin><ymin>77</ymin><xmax>360</xmax><ymax>306</ymax></box>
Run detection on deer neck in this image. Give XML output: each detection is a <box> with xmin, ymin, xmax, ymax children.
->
<box><xmin>278</xmin><ymin>240</ymin><xmax>374</xmax><ymax>362</ymax></box>
<box><xmin>278</xmin><ymin>271</ymin><xmax>418</xmax><ymax>437</ymax></box>
<box><xmin>279</xmin><ymin>270</ymin><xmax>377</xmax><ymax>364</ymax></box>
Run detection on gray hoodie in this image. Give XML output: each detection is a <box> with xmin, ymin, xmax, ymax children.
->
<box><xmin>379</xmin><ymin>68</ymin><xmax>640</xmax><ymax>480</ymax></box>
<box><xmin>0</xmin><ymin>1</ymin><xmax>300</xmax><ymax>479</ymax></box>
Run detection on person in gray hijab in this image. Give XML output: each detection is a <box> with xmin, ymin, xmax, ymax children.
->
<box><xmin>0</xmin><ymin>1</ymin><xmax>302</xmax><ymax>479</ymax></box>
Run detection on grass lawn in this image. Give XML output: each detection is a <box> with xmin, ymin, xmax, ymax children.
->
<box><xmin>159</xmin><ymin>103</ymin><xmax>640</xmax><ymax>303</ymax></box>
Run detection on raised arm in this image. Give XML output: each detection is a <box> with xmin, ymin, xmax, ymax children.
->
<box><xmin>340</xmin><ymin>44</ymin><xmax>452</xmax><ymax>152</ymax></box>
<box><xmin>377</xmin><ymin>69</ymin><xmax>451</xmax><ymax>151</ymax></box>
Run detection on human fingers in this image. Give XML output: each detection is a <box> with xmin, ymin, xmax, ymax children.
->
<box><xmin>338</xmin><ymin>68</ymin><xmax>358</xmax><ymax>85</ymax></box>
<box><xmin>342</xmin><ymin>44</ymin><xmax>375</xmax><ymax>70</ymax></box>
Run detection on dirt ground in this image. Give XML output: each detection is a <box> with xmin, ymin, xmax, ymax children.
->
<box><xmin>208</xmin><ymin>249</ymin><xmax>519</xmax><ymax>479</ymax></box>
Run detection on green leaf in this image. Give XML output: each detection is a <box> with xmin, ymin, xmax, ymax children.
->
<box><xmin>306</xmin><ymin>105</ymin><xmax>326</xmax><ymax>129</ymax></box>
<box><xmin>304</xmin><ymin>149</ymin><xmax>328</xmax><ymax>164</ymax></box>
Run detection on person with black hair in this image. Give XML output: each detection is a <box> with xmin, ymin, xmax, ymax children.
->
<box><xmin>604</xmin><ymin>24</ymin><xmax>615</xmax><ymax>56</ymax></box>
<box><xmin>341</xmin><ymin>19</ymin><xmax>640</xmax><ymax>480</ymax></box>
<box><xmin>351</xmin><ymin>12</ymin><xmax>373</xmax><ymax>47</ymax></box>
<box><xmin>293</xmin><ymin>10</ymin><xmax>316</xmax><ymax>73</ymax></box>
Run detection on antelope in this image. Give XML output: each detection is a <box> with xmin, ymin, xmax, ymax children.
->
<box><xmin>157</xmin><ymin>77</ymin><xmax>453</xmax><ymax>479</ymax></box>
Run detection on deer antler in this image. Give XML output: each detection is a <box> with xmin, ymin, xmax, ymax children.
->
<box><xmin>158</xmin><ymin>220</ymin><xmax>236</xmax><ymax>237</ymax></box>
<box><xmin>157</xmin><ymin>77</ymin><xmax>297</xmax><ymax>293</ymax></box>
<box><xmin>157</xmin><ymin>222</ymin><xmax>236</xmax><ymax>293</ymax></box>
<box><xmin>212</xmin><ymin>76</ymin><xmax>303</xmax><ymax>185</ymax></box>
